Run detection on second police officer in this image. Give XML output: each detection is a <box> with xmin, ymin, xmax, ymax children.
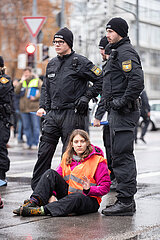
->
<box><xmin>0</xmin><ymin>56</ymin><xmax>14</xmax><ymax>186</ymax></box>
<box><xmin>101</xmin><ymin>18</ymin><xmax>144</xmax><ymax>216</ymax></box>
<box><xmin>31</xmin><ymin>27</ymin><xmax>103</xmax><ymax>190</ymax></box>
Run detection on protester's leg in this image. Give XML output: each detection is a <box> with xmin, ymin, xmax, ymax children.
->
<box><xmin>32</xmin><ymin>169</ymin><xmax>68</xmax><ymax>205</ymax></box>
<box><xmin>13</xmin><ymin>169</ymin><xmax>68</xmax><ymax>215</ymax></box>
<box><xmin>37</xmin><ymin>193</ymin><xmax>99</xmax><ymax>217</ymax></box>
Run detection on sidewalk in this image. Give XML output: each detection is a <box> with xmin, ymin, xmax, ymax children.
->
<box><xmin>0</xmin><ymin>128</ymin><xmax>160</xmax><ymax>239</ymax></box>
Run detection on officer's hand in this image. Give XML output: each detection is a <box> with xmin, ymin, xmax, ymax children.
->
<box><xmin>93</xmin><ymin>118</ymin><xmax>101</xmax><ymax>127</ymax></box>
<box><xmin>36</xmin><ymin>108</ymin><xmax>46</xmax><ymax>117</ymax></box>
<box><xmin>75</xmin><ymin>96</ymin><xmax>89</xmax><ymax>116</ymax></box>
<box><xmin>110</xmin><ymin>98</ymin><xmax>126</xmax><ymax>110</ymax></box>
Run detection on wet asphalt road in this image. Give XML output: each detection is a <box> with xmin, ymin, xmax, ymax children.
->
<box><xmin>0</xmin><ymin>127</ymin><xmax>160</xmax><ymax>240</ymax></box>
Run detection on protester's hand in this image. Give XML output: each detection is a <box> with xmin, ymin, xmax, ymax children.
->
<box><xmin>75</xmin><ymin>96</ymin><xmax>89</xmax><ymax>116</ymax></box>
<box><xmin>93</xmin><ymin>118</ymin><xmax>101</xmax><ymax>127</ymax></box>
<box><xmin>82</xmin><ymin>176</ymin><xmax>90</xmax><ymax>190</ymax></box>
<box><xmin>36</xmin><ymin>108</ymin><xmax>46</xmax><ymax>117</ymax></box>
<box><xmin>48</xmin><ymin>195</ymin><xmax>57</xmax><ymax>203</ymax></box>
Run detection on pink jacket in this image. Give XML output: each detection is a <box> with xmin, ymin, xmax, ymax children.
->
<box><xmin>56</xmin><ymin>145</ymin><xmax>111</xmax><ymax>197</ymax></box>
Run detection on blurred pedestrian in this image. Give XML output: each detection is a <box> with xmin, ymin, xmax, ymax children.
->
<box><xmin>93</xmin><ymin>36</ymin><xmax>116</xmax><ymax>188</ymax></box>
<box><xmin>15</xmin><ymin>67</ymin><xmax>42</xmax><ymax>150</ymax></box>
<box><xmin>31</xmin><ymin>27</ymin><xmax>103</xmax><ymax>190</ymax></box>
<box><xmin>13</xmin><ymin>129</ymin><xmax>111</xmax><ymax>217</ymax></box>
<box><xmin>101</xmin><ymin>17</ymin><xmax>144</xmax><ymax>216</ymax></box>
<box><xmin>0</xmin><ymin>56</ymin><xmax>14</xmax><ymax>186</ymax></box>
<box><xmin>135</xmin><ymin>90</ymin><xmax>150</xmax><ymax>144</ymax></box>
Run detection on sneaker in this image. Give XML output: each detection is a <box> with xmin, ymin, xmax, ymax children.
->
<box><xmin>13</xmin><ymin>201</ymin><xmax>37</xmax><ymax>215</ymax></box>
<box><xmin>23</xmin><ymin>144</ymin><xmax>31</xmax><ymax>150</ymax></box>
<box><xmin>21</xmin><ymin>206</ymin><xmax>45</xmax><ymax>217</ymax></box>
<box><xmin>31</xmin><ymin>145</ymin><xmax>38</xmax><ymax>150</ymax></box>
<box><xmin>102</xmin><ymin>200</ymin><xmax>136</xmax><ymax>216</ymax></box>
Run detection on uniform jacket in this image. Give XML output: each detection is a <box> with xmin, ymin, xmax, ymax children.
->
<box><xmin>45</xmin><ymin>51</ymin><xmax>103</xmax><ymax>111</ymax></box>
<box><xmin>0</xmin><ymin>73</ymin><xmax>14</xmax><ymax>119</ymax></box>
<box><xmin>15</xmin><ymin>75</ymin><xmax>42</xmax><ymax>113</ymax></box>
<box><xmin>0</xmin><ymin>74</ymin><xmax>14</xmax><ymax>105</ymax></box>
<box><xmin>56</xmin><ymin>145</ymin><xmax>111</xmax><ymax>204</ymax></box>
<box><xmin>103</xmin><ymin>37</ymin><xmax>144</xmax><ymax>104</ymax></box>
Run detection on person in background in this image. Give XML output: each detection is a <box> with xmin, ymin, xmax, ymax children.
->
<box><xmin>15</xmin><ymin>67</ymin><xmax>42</xmax><ymax>150</ymax></box>
<box><xmin>135</xmin><ymin>90</ymin><xmax>150</xmax><ymax>144</ymax></box>
<box><xmin>93</xmin><ymin>36</ymin><xmax>116</xmax><ymax>189</ymax></box>
<box><xmin>31</xmin><ymin>27</ymin><xmax>103</xmax><ymax>190</ymax></box>
<box><xmin>13</xmin><ymin>129</ymin><xmax>111</xmax><ymax>217</ymax></box>
<box><xmin>12</xmin><ymin>79</ymin><xmax>24</xmax><ymax>143</ymax></box>
<box><xmin>101</xmin><ymin>17</ymin><xmax>144</xmax><ymax>216</ymax></box>
<box><xmin>0</xmin><ymin>56</ymin><xmax>14</xmax><ymax>186</ymax></box>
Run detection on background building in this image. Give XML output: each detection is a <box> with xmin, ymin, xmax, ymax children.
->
<box><xmin>68</xmin><ymin>0</ymin><xmax>160</xmax><ymax>99</ymax></box>
<box><xmin>0</xmin><ymin>0</ymin><xmax>160</xmax><ymax>99</ymax></box>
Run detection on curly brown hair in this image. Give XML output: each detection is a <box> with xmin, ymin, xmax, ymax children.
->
<box><xmin>65</xmin><ymin>129</ymin><xmax>93</xmax><ymax>165</ymax></box>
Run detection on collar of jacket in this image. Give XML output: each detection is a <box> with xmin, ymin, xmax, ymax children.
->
<box><xmin>110</xmin><ymin>36</ymin><xmax>130</xmax><ymax>49</ymax></box>
<box><xmin>57</xmin><ymin>50</ymin><xmax>75</xmax><ymax>60</ymax></box>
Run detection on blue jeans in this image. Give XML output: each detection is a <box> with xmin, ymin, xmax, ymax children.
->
<box><xmin>21</xmin><ymin>112</ymin><xmax>40</xmax><ymax>147</ymax></box>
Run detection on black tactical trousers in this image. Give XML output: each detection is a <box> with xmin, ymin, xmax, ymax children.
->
<box><xmin>108</xmin><ymin>109</ymin><xmax>140</xmax><ymax>199</ymax></box>
<box><xmin>103</xmin><ymin>125</ymin><xmax>115</xmax><ymax>180</ymax></box>
<box><xmin>31</xmin><ymin>109</ymin><xmax>87</xmax><ymax>190</ymax></box>
<box><xmin>32</xmin><ymin>169</ymin><xmax>99</xmax><ymax>216</ymax></box>
<box><xmin>0</xmin><ymin>119</ymin><xmax>10</xmax><ymax>173</ymax></box>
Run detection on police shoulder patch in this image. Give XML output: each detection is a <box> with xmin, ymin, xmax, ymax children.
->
<box><xmin>122</xmin><ymin>60</ymin><xmax>132</xmax><ymax>72</ymax></box>
<box><xmin>0</xmin><ymin>77</ymin><xmax>9</xmax><ymax>84</ymax></box>
<box><xmin>91</xmin><ymin>65</ymin><xmax>102</xmax><ymax>76</ymax></box>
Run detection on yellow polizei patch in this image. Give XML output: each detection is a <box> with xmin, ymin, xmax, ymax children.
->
<box><xmin>0</xmin><ymin>77</ymin><xmax>9</xmax><ymax>84</ymax></box>
<box><xmin>122</xmin><ymin>60</ymin><xmax>132</xmax><ymax>72</ymax></box>
<box><xmin>91</xmin><ymin>65</ymin><xmax>102</xmax><ymax>76</ymax></box>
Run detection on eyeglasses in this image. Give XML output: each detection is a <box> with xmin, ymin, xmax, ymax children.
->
<box><xmin>53</xmin><ymin>40</ymin><xmax>65</xmax><ymax>45</ymax></box>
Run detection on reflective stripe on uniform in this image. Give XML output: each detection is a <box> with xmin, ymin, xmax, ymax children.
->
<box><xmin>70</xmin><ymin>174</ymin><xmax>97</xmax><ymax>186</ymax></box>
<box><xmin>63</xmin><ymin>175</ymin><xmax>70</xmax><ymax>181</ymax></box>
<box><xmin>69</xmin><ymin>186</ymin><xmax>83</xmax><ymax>193</ymax></box>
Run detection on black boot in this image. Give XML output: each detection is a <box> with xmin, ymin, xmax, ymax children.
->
<box><xmin>102</xmin><ymin>200</ymin><xmax>136</xmax><ymax>216</ymax></box>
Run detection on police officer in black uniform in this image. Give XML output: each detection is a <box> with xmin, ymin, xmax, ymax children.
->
<box><xmin>94</xmin><ymin>36</ymin><xmax>116</xmax><ymax>187</ymax></box>
<box><xmin>0</xmin><ymin>56</ymin><xmax>14</xmax><ymax>186</ymax></box>
<box><xmin>101</xmin><ymin>18</ymin><xmax>144</xmax><ymax>216</ymax></box>
<box><xmin>31</xmin><ymin>27</ymin><xmax>103</xmax><ymax>190</ymax></box>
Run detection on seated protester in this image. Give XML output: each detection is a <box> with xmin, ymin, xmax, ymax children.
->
<box><xmin>13</xmin><ymin>129</ymin><xmax>111</xmax><ymax>217</ymax></box>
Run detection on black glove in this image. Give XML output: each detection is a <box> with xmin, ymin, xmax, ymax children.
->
<box><xmin>75</xmin><ymin>96</ymin><xmax>89</xmax><ymax>116</ymax></box>
<box><xmin>110</xmin><ymin>98</ymin><xmax>126</xmax><ymax>110</ymax></box>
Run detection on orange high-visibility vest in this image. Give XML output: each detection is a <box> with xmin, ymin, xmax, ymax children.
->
<box><xmin>61</xmin><ymin>152</ymin><xmax>107</xmax><ymax>205</ymax></box>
